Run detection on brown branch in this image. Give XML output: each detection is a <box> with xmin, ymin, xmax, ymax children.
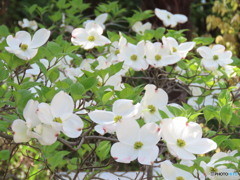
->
<box><xmin>0</xmin><ymin>132</ymin><xmax>13</xmax><ymax>140</ymax></box>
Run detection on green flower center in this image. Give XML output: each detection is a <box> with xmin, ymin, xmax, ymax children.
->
<box><xmin>172</xmin><ymin>47</ymin><xmax>177</xmax><ymax>52</ymax></box>
<box><xmin>177</xmin><ymin>139</ymin><xmax>186</xmax><ymax>147</ymax></box>
<box><xmin>20</xmin><ymin>44</ymin><xmax>28</xmax><ymax>51</ymax></box>
<box><xmin>114</xmin><ymin>115</ymin><xmax>122</xmax><ymax>123</ymax></box>
<box><xmin>134</xmin><ymin>141</ymin><xmax>143</xmax><ymax>150</ymax></box>
<box><xmin>213</xmin><ymin>55</ymin><xmax>219</xmax><ymax>60</ymax></box>
<box><xmin>53</xmin><ymin>117</ymin><xmax>63</xmax><ymax>123</ymax></box>
<box><xmin>88</xmin><ymin>36</ymin><xmax>95</xmax><ymax>41</ymax></box>
<box><xmin>155</xmin><ymin>54</ymin><xmax>162</xmax><ymax>61</ymax></box>
<box><xmin>147</xmin><ymin>105</ymin><xmax>156</xmax><ymax>114</ymax></box>
<box><xmin>176</xmin><ymin>177</ymin><xmax>185</xmax><ymax>180</ymax></box>
<box><xmin>210</xmin><ymin>167</ymin><xmax>218</xmax><ymax>173</ymax></box>
<box><xmin>115</xmin><ymin>49</ymin><xmax>120</xmax><ymax>55</ymax></box>
<box><xmin>167</xmin><ymin>15</ymin><xmax>171</xmax><ymax>19</ymax></box>
<box><xmin>130</xmin><ymin>54</ymin><xmax>138</xmax><ymax>61</ymax></box>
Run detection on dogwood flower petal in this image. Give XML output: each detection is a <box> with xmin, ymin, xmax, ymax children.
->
<box><xmin>50</xmin><ymin>91</ymin><xmax>74</xmax><ymax>118</ymax></box>
<box><xmin>12</xmin><ymin>119</ymin><xmax>31</xmax><ymax>143</ymax></box>
<box><xmin>23</xmin><ymin>99</ymin><xmax>40</xmax><ymax>128</ymax></box>
<box><xmin>140</xmin><ymin>123</ymin><xmax>161</xmax><ymax>146</ymax></box>
<box><xmin>112</xmin><ymin>99</ymin><xmax>140</xmax><ymax>117</ymax></box>
<box><xmin>161</xmin><ymin>160</ymin><xmax>197</xmax><ymax>180</ymax></box>
<box><xmin>174</xmin><ymin>14</ymin><xmax>188</xmax><ymax>23</ymax></box>
<box><xmin>37</xmin><ymin>103</ymin><xmax>54</xmax><ymax>125</ymax></box>
<box><xmin>62</xmin><ymin>114</ymin><xmax>83</xmax><ymax>138</ymax></box>
<box><xmin>89</xmin><ymin>110</ymin><xmax>115</xmax><ymax>124</ymax></box>
<box><xmin>30</xmin><ymin>29</ymin><xmax>50</xmax><ymax>48</ymax></box>
<box><xmin>111</xmin><ymin>143</ymin><xmax>138</xmax><ymax>163</ymax></box>
<box><xmin>138</xmin><ymin>146</ymin><xmax>159</xmax><ymax>165</ymax></box>
<box><xmin>185</xmin><ymin>138</ymin><xmax>217</xmax><ymax>154</ymax></box>
<box><xmin>34</xmin><ymin>124</ymin><xmax>59</xmax><ymax>145</ymax></box>
<box><xmin>116</xmin><ymin>120</ymin><xmax>140</xmax><ymax>146</ymax></box>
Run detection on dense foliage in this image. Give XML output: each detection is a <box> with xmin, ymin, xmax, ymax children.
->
<box><xmin>0</xmin><ymin>0</ymin><xmax>239</xmax><ymax>180</ymax></box>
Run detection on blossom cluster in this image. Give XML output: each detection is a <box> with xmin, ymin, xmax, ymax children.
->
<box><xmin>1</xmin><ymin>5</ymin><xmax>238</xmax><ymax>180</ymax></box>
<box><xmin>12</xmin><ymin>91</ymin><xmax>84</xmax><ymax>145</ymax></box>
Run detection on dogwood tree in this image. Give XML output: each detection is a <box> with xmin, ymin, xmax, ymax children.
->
<box><xmin>0</xmin><ymin>1</ymin><xmax>239</xmax><ymax>180</ymax></box>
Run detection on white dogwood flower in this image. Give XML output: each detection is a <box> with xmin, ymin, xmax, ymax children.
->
<box><xmin>18</xmin><ymin>18</ymin><xmax>38</xmax><ymax>31</ymax></box>
<box><xmin>118</xmin><ymin>40</ymin><xmax>148</xmax><ymax>71</ymax></box>
<box><xmin>108</xmin><ymin>35</ymin><xmax>127</xmax><ymax>63</ymax></box>
<box><xmin>5</xmin><ymin>28</ymin><xmax>50</xmax><ymax>60</ymax></box>
<box><xmin>155</xmin><ymin>8</ymin><xmax>188</xmax><ymax>28</ymax></box>
<box><xmin>200</xmin><ymin>151</ymin><xmax>240</xmax><ymax>180</ymax></box>
<box><xmin>36</xmin><ymin>91</ymin><xmax>84</xmax><ymax>138</ymax></box>
<box><xmin>88</xmin><ymin>99</ymin><xmax>140</xmax><ymax>135</ymax></box>
<box><xmin>162</xmin><ymin>36</ymin><xmax>195</xmax><ymax>58</ymax></box>
<box><xmin>71</xmin><ymin>22</ymin><xmax>111</xmax><ymax>50</ymax></box>
<box><xmin>161</xmin><ymin>117</ymin><xmax>217</xmax><ymax>160</ymax></box>
<box><xmin>141</xmin><ymin>84</ymin><xmax>168</xmax><ymax>123</ymax></box>
<box><xmin>161</xmin><ymin>160</ymin><xmax>197</xmax><ymax>180</ymax></box>
<box><xmin>145</xmin><ymin>41</ymin><xmax>181</xmax><ymax>67</ymax></box>
<box><xmin>132</xmin><ymin>21</ymin><xmax>152</xmax><ymax>35</ymax></box>
<box><xmin>11</xmin><ymin>100</ymin><xmax>59</xmax><ymax>145</ymax></box>
<box><xmin>197</xmin><ymin>44</ymin><xmax>233</xmax><ymax>71</ymax></box>
<box><xmin>111</xmin><ymin>120</ymin><xmax>161</xmax><ymax>165</ymax></box>
<box><xmin>83</xmin><ymin>13</ymin><xmax>108</xmax><ymax>30</ymax></box>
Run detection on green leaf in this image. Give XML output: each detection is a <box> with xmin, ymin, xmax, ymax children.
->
<box><xmin>47</xmin><ymin>151</ymin><xmax>70</xmax><ymax>169</ymax></box>
<box><xmin>203</xmin><ymin>105</ymin><xmax>219</xmax><ymax>122</ymax></box>
<box><xmin>46</xmin><ymin>42</ymin><xmax>63</xmax><ymax>58</ymax></box>
<box><xmin>220</xmin><ymin>104</ymin><xmax>232</xmax><ymax>126</ymax></box>
<box><xmin>102</xmin><ymin>91</ymin><xmax>114</xmax><ymax>104</ymax></box>
<box><xmin>70</xmin><ymin>83</ymin><xmax>85</xmax><ymax>100</ymax></box>
<box><xmin>49</xmin><ymin>11</ymin><xmax>62</xmax><ymax>22</ymax></box>
<box><xmin>215</xmin><ymin>156</ymin><xmax>239</xmax><ymax>164</ymax></box>
<box><xmin>0</xmin><ymin>25</ymin><xmax>10</xmax><ymax>37</ymax></box>
<box><xmin>212</xmin><ymin>135</ymin><xmax>230</xmax><ymax>146</ymax></box>
<box><xmin>0</xmin><ymin>150</ymin><xmax>10</xmax><ymax>160</ymax></box>
<box><xmin>166</xmin><ymin>105</ymin><xmax>184</xmax><ymax>117</ymax></box>
<box><xmin>47</xmin><ymin>67</ymin><xmax>60</xmax><ymax>83</ymax></box>
<box><xmin>218</xmin><ymin>90</ymin><xmax>231</xmax><ymax>106</ymax></box>
<box><xmin>0</xmin><ymin>121</ymin><xmax>10</xmax><ymax>132</ymax></box>
<box><xmin>154</xmin><ymin>27</ymin><xmax>165</xmax><ymax>40</ymax></box>
<box><xmin>193</xmin><ymin>37</ymin><xmax>214</xmax><ymax>45</ymax></box>
<box><xmin>81</xmin><ymin>77</ymin><xmax>97</xmax><ymax>90</ymax></box>
<box><xmin>159</xmin><ymin>110</ymin><xmax>169</xmax><ymax>119</ymax></box>
<box><xmin>0</xmin><ymin>68</ymin><xmax>8</xmax><ymax>81</ymax></box>
<box><xmin>13</xmin><ymin>89</ymin><xmax>34</xmax><ymax>113</ymax></box>
<box><xmin>96</xmin><ymin>141</ymin><xmax>111</xmax><ymax>161</ymax></box>
<box><xmin>108</xmin><ymin>62</ymin><xmax>123</xmax><ymax>77</ymax></box>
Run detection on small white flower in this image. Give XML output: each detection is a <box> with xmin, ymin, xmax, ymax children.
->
<box><xmin>18</xmin><ymin>18</ymin><xmax>38</xmax><ymax>31</ymax></box>
<box><xmin>132</xmin><ymin>21</ymin><xmax>152</xmax><ymax>35</ymax></box>
<box><xmin>11</xmin><ymin>100</ymin><xmax>59</xmax><ymax>145</ymax></box>
<box><xmin>162</xmin><ymin>36</ymin><xmax>195</xmax><ymax>58</ymax></box>
<box><xmin>200</xmin><ymin>151</ymin><xmax>240</xmax><ymax>180</ymax></box>
<box><xmin>36</xmin><ymin>91</ymin><xmax>84</xmax><ymax>138</ymax></box>
<box><xmin>95</xmin><ymin>56</ymin><xmax>112</xmax><ymax>70</ymax></box>
<box><xmin>141</xmin><ymin>84</ymin><xmax>168</xmax><ymax>123</ymax></box>
<box><xmin>155</xmin><ymin>8</ymin><xmax>188</xmax><ymax>28</ymax></box>
<box><xmin>161</xmin><ymin>117</ymin><xmax>217</xmax><ymax>160</ymax></box>
<box><xmin>5</xmin><ymin>29</ymin><xmax>50</xmax><ymax>60</ymax></box>
<box><xmin>161</xmin><ymin>160</ymin><xmax>197</xmax><ymax>180</ymax></box>
<box><xmin>71</xmin><ymin>22</ymin><xmax>111</xmax><ymax>50</ymax></box>
<box><xmin>111</xmin><ymin>120</ymin><xmax>161</xmax><ymax>165</ymax></box>
<box><xmin>83</xmin><ymin>13</ymin><xmax>108</xmax><ymax>30</ymax></box>
<box><xmin>89</xmin><ymin>99</ymin><xmax>140</xmax><ymax>135</ymax></box>
<box><xmin>197</xmin><ymin>44</ymin><xmax>233</xmax><ymax>71</ymax></box>
<box><xmin>108</xmin><ymin>35</ymin><xmax>127</xmax><ymax>63</ymax></box>
<box><xmin>118</xmin><ymin>40</ymin><xmax>148</xmax><ymax>71</ymax></box>
<box><xmin>145</xmin><ymin>41</ymin><xmax>181</xmax><ymax>67</ymax></box>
